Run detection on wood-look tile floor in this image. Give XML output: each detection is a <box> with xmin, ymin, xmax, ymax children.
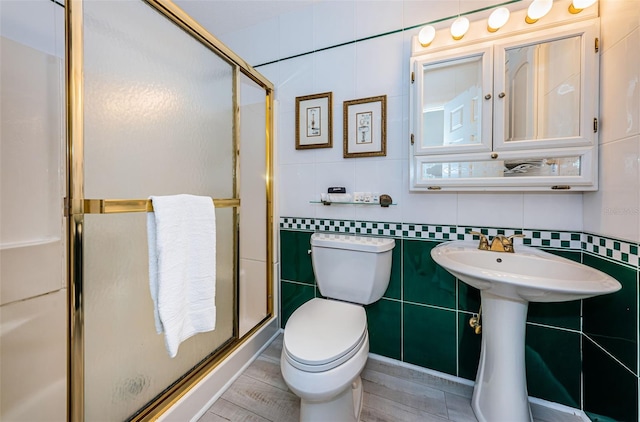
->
<box><xmin>199</xmin><ymin>334</ymin><xmax>584</xmax><ymax>422</ymax></box>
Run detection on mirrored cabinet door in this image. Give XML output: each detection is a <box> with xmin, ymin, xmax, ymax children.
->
<box><xmin>493</xmin><ymin>20</ymin><xmax>599</xmax><ymax>151</ymax></box>
<box><xmin>412</xmin><ymin>45</ymin><xmax>493</xmax><ymax>155</ymax></box>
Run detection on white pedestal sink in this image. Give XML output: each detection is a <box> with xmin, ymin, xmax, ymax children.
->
<box><xmin>431</xmin><ymin>240</ymin><xmax>621</xmax><ymax>422</ymax></box>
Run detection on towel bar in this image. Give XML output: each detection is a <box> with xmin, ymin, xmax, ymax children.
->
<box><xmin>71</xmin><ymin>198</ymin><xmax>240</xmax><ymax>215</ymax></box>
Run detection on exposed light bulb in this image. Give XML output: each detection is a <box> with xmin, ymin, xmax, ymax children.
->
<box><xmin>450</xmin><ymin>16</ymin><xmax>470</xmax><ymax>40</ymax></box>
<box><xmin>569</xmin><ymin>0</ymin><xmax>597</xmax><ymax>13</ymax></box>
<box><xmin>487</xmin><ymin>7</ymin><xmax>510</xmax><ymax>32</ymax></box>
<box><xmin>526</xmin><ymin>0</ymin><xmax>553</xmax><ymax>24</ymax></box>
<box><xmin>418</xmin><ymin>25</ymin><xmax>436</xmax><ymax>47</ymax></box>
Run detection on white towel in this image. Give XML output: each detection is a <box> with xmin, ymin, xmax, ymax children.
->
<box><xmin>147</xmin><ymin>194</ymin><xmax>217</xmax><ymax>358</ymax></box>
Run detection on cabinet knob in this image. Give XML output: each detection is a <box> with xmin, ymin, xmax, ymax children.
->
<box><xmin>491</xmin><ymin>153</ymin><xmax>498</xmax><ymax>159</ymax></box>
<box><xmin>498</xmin><ymin>92</ymin><xmax>506</xmax><ymax>98</ymax></box>
<box><xmin>484</xmin><ymin>94</ymin><xmax>492</xmax><ymax>100</ymax></box>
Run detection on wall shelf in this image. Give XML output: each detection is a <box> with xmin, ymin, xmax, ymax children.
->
<box><xmin>310</xmin><ymin>201</ymin><xmax>396</xmax><ymax>208</ymax></box>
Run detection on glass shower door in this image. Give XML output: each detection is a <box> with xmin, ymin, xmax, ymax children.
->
<box><xmin>79</xmin><ymin>1</ymin><xmax>237</xmax><ymax>419</ymax></box>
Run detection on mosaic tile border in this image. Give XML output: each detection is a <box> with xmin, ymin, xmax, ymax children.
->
<box><xmin>583</xmin><ymin>232</ymin><xmax>640</xmax><ymax>268</ymax></box>
<box><xmin>280</xmin><ymin>217</ymin><xmax>404</xmax><ymax>236</ymax></box>
<box><xmin>280</xmin><ymin>217</ymin><xmax>640</xmax><ymax>268</ymax></box>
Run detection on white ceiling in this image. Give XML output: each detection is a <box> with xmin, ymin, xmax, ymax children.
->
<box><xmin>174</xmin><ymin>0</ymin><xmax>320</xmax><ymax>37</ymax></box>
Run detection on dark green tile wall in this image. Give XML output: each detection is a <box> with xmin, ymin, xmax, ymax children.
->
<box><xmin>458</xmin><ymin>313</ymin><xmax>482</xmax><ymax>380</ymax></box>
<box><xmin>583</xmin><ymin>254</ymin><xmax>638</xmax><ymax>373</ymax></box>
<box><xmin>280</xmin><ymin>281</ymin><xmax>315</xmax><ymax>328</ymax></box>
<box><xmin>385</xmin><ymin>243</ymin><xmax>402</xmax><ymax>300</ymax></box>
<box><xmin>365</xmin><ymin>298</ymin><xmax>401</xmax><ymax>360</ymax></box>
<box><xmin>403</xmin><ymin>303</ymin><xmax>457</xmax><ymax>376</ymax></box>
<box><xmin>403</xmin><ymin>239</ymin><xmax>456</xmax><ymax>308</ymax></box>
<box><xmin>583</xmin><ymin>337</ymin><xmax>638</xmax><ymax>422</ymax></box>
<box><xmin>280</xmin><ymin>230</ymin><xmax>314</xmax><ymax>284</ymax></box>
<box><xmin>279</xmin><ymin>228</ymin><xmax>640</xmax><ymax>421</ymax></box>
<box><xmin>528</xmin><ymin>301</ymin><xmax>581</xmax><ymax>331</ymax></box>
<box><xmin>530</xmin><ymin>249</ymin><xmax>582</xmax><ymax>331</ymax></box>
<box><xmin>525</xmin><ymin>325</ymin><xmax>581</xmax><ymax>408</ymax></box>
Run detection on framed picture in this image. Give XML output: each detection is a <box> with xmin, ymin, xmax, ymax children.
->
<box><xmin>343</xmin><ymin>95</ymin><xmax>387</xmax><ymax>158</ymax></box>
<box><xmin>295</xmin><ymin>92</ymin><xmax>333</xmax><ymax>150</ymax></box>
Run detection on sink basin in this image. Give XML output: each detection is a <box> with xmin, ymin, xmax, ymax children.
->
<box><xmin>431</xmin><ymin>240</ymin><xmax>621</xmax><ymax>302</ymax></box>
<box><xmin>431</xmin><ymin>240</ymin><xmax>621</xmax><ymax>422</ymax></box>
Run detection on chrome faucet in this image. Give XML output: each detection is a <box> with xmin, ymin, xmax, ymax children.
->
<box><xmin>469</xmin><ymin>231</ymin><xmax>525</xmax><ymax>253</ymax></box>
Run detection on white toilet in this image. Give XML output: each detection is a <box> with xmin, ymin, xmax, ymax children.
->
<box><xmin>281</xmin><ymin>233</ymin><xmax>395</xmax><ymax>422</ymax></box>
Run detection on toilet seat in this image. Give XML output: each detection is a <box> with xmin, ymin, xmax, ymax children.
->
<box><xmin>283</xmin><ymin>298</ymin><xmax>367</xmax><ymax>373</ymax></box>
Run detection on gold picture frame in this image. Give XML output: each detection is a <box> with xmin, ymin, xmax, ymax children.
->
<box><xmin>295</xmin><ymin>92</ymin><xmax>333</xmax><ymax>150</ymax></box>
<box><xmin>343</xmin><ymin>95</ymin><xmax>387</xmax><ymax>158</ymax></box>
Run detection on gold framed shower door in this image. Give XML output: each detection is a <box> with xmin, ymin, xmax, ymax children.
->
<box><xmin>65</xmin><ymin>0</ymin><xmax>275</xmax><ymax>420</ymax></box>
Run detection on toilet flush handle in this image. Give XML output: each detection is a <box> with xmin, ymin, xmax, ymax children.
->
<box><xmin>307</xmin><ymin>249</ymin><xmax>312</xmax><ymax>255</ymax></box>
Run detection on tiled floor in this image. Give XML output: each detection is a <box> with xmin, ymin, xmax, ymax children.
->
<box><xmin>198</xmin><ymin>334</ymin><xmax>586</xmax><ymax>422</ymax></box>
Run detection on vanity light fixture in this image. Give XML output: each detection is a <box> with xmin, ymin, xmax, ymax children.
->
<box><xmin>525</xmin><ymin>0</ymin><xmax>553</xmax><ymax>24</ymax></box>
<box><xmin>487</xmin><ymin>7</ymin><xmax>510</xmax><ymax>32</ymax></box>
<box><xmin>569</xmin><ymin>0</ymin><xmax>597</xmax><ymax>13</ymax></box>
<box><xmin>418</xmin><ymin>0</ymin><xmax>583</xmax><ymax>48</ymax></box>
<box><xmin>450</xmin><ymin>16</ymin><xmax>470</xmax><ymax>40</ymax></box>
<box><xmin>418</xmin><ymin>25</ymin><xmax>436</xmax><ymax>46</ymax></box>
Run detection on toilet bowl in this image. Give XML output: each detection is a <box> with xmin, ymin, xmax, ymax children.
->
<box><xmin>280</xmin><ymin>233</ymin><xmax>395</xmax><ymax>422</ymax></box>
<box><xmin>281</xmin><ymin>298</ymin><xmax>369</xmax><ymax>422</ymax></box>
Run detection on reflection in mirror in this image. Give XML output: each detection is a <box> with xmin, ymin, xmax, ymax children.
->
<box><xmin>421</xmin><ymin>156</ymin><xmax>581</xmax><ymax>179</ymax></box>
<box><xmin>504</xmin><ymin>35</ymin><xmax>581</xmax><ymax>142</ymax></box>
<box><xmin>422</xmin><ymin>56</ymin><xmax>483</xmax><ymax>148</ymax></box>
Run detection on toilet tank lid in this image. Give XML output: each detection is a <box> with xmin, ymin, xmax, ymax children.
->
<box><xmin>311</xmin><ymin>233</ymin><xmax>395</xmax><ymax>253</ymax></box>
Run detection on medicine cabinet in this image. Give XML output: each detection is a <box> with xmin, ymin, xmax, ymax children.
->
<box><xmin>409</xmin><ymin>18</ymin><xmax>600</xmax><ymax>191</ymax></box>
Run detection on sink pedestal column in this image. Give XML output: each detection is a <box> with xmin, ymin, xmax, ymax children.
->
<box><xmin>472</xmin><ymin>291</ymin><xmax>533</xmax><ymax>422</ymax></box>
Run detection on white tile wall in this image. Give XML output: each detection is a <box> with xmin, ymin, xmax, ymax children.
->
<box><xmin>279</xmin><ymin>110</ymin><xmax>314</xmax><ymax>166</ymax></box>
<box><xmin>599</xmin><ymin>28</ymin><xmax>640</xmax><ymax>145</ymax></box>
<box><xmin>402</xmin><ymin>1</ymin><xmax>456</xmax><ymax>30</ymax></box>
<box><xmin>354</xmin><ymin>32</ymin><xmax>406</xmax><ymax>98</ymax></box>
<box><xmin>313</xmin><ymin>133</ymin><xmax>348</xmax><ymax>164</ymax></box>
<box><xmin>355</xmin><ymin>1</ymin><xmax>403</xmax><ymax>40</ymax></box>
<box><xmin>584</xmin><ymin>0</ymin><xmax>640</xmax><ymax>242</ymax></box>
<box><xmin>214</xmin><ymin>1</ymin><xmax>616</xmax><ymax>237</ymax></box>
<box><xmin>584</xmin><ymin>136</ymin><xmax>640</xmax><ymax>242</ymax></box>
<box><xmin>523</xmin><ymin>193</ymin><xmax>584</xmax><ymax>231</ymax></box>
<box><xmin>314</xmin><ymin>161</ymin><xmax>356</xmax><ymax>193</ymax></box>
<box><xmin>280</xmin><ymin>7</ymin><xmax>314</xmax><ymax>59</ymax></box>
<box><xmin>312</xmin><ymin>44</ymin><xmax>357</xmax><ymax>103</ymax></box>
<box><xmin>457</xmin><ymin>193</ymin><xmax>525</xmax><ymax>228</ymax></box>
<box><xmin>401</xmin><ymin>189</ymin><xmax>459</xmax><ymax>225</ymax></box>
<box><xmin>354</xmin><ymin>159</ymin><xmax>404</xmax><ymax>222</ymax></box>
<box><xmin>277</xmin><ymin>55</ymin><xmax>314</xmax><ymax>115</ymax></box>
<box><xmin>384</xmin><ymin>95</ymin><xmax>407</xmax><ymax>161</ymax></box>
<box><xmin>599</xmin><ymin>0</ymin><xmax>640</xmax><ymax>52</ymax></box>
<box><xmin>279</xmin><ymin>163</ymin><xmax>317</xmax><ymax>217</ymax></box>
<box><xmin>312</xmin><ymin>1</ymin><xmax>355</xmax><ymax>51</ymax></box>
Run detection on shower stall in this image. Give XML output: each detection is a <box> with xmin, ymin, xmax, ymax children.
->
<box><xmin>66</xmin><ymin>0</ymin><xmax>274</xmax><ymax>420</ymax></box>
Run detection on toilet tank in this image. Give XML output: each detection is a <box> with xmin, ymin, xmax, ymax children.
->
<box><xmin>310</xmin><ymin>233</ymin><xmax>395</xmax><ymax>305</ymax></box>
